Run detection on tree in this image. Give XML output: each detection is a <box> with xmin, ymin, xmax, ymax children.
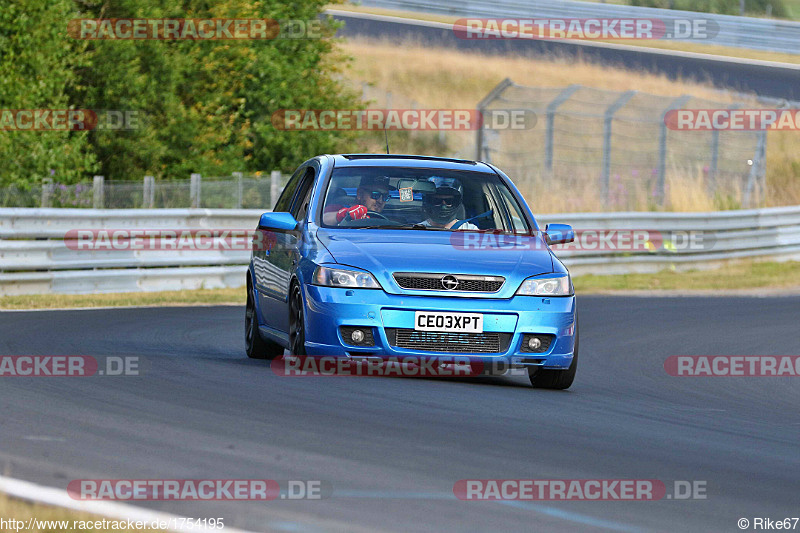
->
<box><xmin>71</xmin><ymin>0</ymin><xmax>360</xmax><ymax>179</ymax></box>
<box><xmin>0</xmin><ymin>0</ymin><xmax>97</xmax><ymax>186</ymax></box>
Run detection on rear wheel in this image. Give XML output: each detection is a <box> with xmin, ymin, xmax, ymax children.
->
<box><xmin>528</xmin><ymin>316</ymin><xmax>578</xmax><ymax>390</ymax></box>
<box><xmin>245</xmin><ymin>280</ymin><xmax>283</xmax><ymax>360</ymax></box>
<box><xmin>288</xmin><ymin>283</ymin><xmax>307</xmax><ymax>355</ymax></box>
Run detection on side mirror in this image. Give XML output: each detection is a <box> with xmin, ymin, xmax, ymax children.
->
<box><xmin>258</xmin><ymin>212</ymin><xmax>298</xmax><ymax>231</ymax></box>
<box><xmin>544</xmin><ymin>223</ymin><xmax>575</xmax><ymax>245</ymax></box>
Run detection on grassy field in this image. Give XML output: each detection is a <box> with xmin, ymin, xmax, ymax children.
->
<box><xmin>330</xmin><ymin>4</ymin><xmax>800</xmax><ymax>63</ymax></box>
<box><xmin>0</xmin><ymin>288</ymin><xmax>244</xmax><ymax>310</ymax></box>
<box><xmin>787</xmin><ymin>0</ymin><xmax>800</xmax><ymax>18</ymax></box>
<box><xmin>341</xmin><ymin>37</ymin><xmax>800</xmax><ymax>212</ymax></box>
<box><xmin>573</xmin><ymin>259</ymin><xmax>800</xmax><ymax>292</ymax></box>
<box><xmin>2</xmin><ymin>260</ymin><xmax>798</xmax><ymax>310</ymax></box>
<box><xmin>0</xmin><ymin>492</ymin><xmax>162</xmax><ymax>532</ymax></box>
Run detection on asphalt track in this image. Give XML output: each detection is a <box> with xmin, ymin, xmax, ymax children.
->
<box><xmin>332</xmin><ymin>12</ymin><xmax>800</xmax><ymax>102</ymax></box>
<box><xmin>1</xmin><ymin>296</ymin><xmax>799</xmax><ymax>532</ymax></box>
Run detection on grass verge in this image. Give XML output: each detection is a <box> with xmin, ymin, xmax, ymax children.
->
<box><xmin>2</xmin><ymin>260</ymin><xmax>799</xmax><ymax>310</ymax></box>
<box><xmin>0</xmin><ymin>287</ymin><xmax>245</xmax><ymax>310</ymax></box>
<box><xmin>573</xmin><ymin>260</ymin><xmax>800</xmax><ymax>292</ymax></box>
<box><xmin>0</xmin><ymin>492</ymin><xmax>163</xmax><ymax>532</ymax></box>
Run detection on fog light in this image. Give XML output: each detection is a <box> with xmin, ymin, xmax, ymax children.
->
<box><xmin>351</xmin><ymin>329</ymin><xmax>365</xmax><ymax>343</ymax></box>
<box><xmin>527</xmin><ymin>337</ymin><xmax>542</xmax><ymax>350</ymax></box>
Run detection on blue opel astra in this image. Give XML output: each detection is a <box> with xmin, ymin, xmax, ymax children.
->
<box><xmin>245</xmin><ymin>154</ymin><xmax>578</xmax><ymax>389</ymax></box>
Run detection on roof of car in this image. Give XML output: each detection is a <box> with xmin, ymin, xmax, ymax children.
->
<box><xmin>330</xmin><ymin>154</ymin><xmax>494</xmax><ymax>172</ymax></box>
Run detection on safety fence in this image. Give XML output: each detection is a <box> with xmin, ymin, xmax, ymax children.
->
<box><xmin>0</xmin><ymin>172</ymin><xmax>288</xmax><ymax>209</ymax></box>
<box><xmin>1</xmin><ymin>206</ymin><xmax>799</xmax><ymax>295</ymax></box>
<box><xmin>476</xmin><ymin>79</ymin><xmax>787</xmax><ymax>211</ymax></box>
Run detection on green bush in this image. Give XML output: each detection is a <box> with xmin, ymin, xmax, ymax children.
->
<box><xmin>1</xmin><ymin>0</ymin><xmax>361</xmax><ymax>186</ymax></box>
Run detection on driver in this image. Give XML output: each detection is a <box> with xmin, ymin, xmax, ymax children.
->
<box><xmin>333</xmin><ymin>175</ymin><xmax>391</xmax><ymax>223</ymax></box>
<box><xmin>421</xmin><ymin>184</ymin><xmax>478</xmax><ymax>230</ymax></box>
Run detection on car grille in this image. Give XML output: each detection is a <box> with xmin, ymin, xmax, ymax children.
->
<box><xmin>393</xmin><ymin>273</ymin><xmax>504</xmax><ymax>293</ymax></box>
<box><xmin>388</xmin><ymin>329</ymin><xmax>508</xmax><ymax>354</ymax></box>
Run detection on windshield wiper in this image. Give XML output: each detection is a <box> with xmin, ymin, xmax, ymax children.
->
<box><xmin>353</xmin><ymin>223</ymin><xmax>442</xmax><ymax>230</ymax></box>
<box><xmin>394</xmin><ymin>223</ymin><xmax>439</xmax><ymax>230</ymax></box>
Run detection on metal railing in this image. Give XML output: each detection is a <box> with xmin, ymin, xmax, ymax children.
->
<box><xmin>0</xmin><ymin>172</ymin><xmax>287</xmax><ymax>210</ymax></box>
<box><xmin>358</xmin><ymin>0</ymin><xmax>800</xmax><ymax>54</ymax></box>
<box><xmin>2</xmin><ymin>206</ymin><xmax>799</xmax><ymax>295</ymax></box>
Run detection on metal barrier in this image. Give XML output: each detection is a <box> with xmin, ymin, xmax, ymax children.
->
<box><xmin>1</xmin><ymin>172</ymin><xmax>287</xmax><ymax>209</ymax></box>
<box><xmin>358</xmin><ymin>0</ymin><xmax>800</xmax><ymax>54</ymax></box>
<box><xmin>2</xmin><ymin>206</ymin><xmax>800</xmax><ymax>295</ymax></box>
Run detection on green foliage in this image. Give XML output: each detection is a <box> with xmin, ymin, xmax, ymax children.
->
<box><xmin>1</xmin><ymin>0</ymin><xmax>360</xmax><ymax>186</ymax></box>
<box><xmin>0</xmin><ymin>0</ymin><xmax>97</xmax><ymax>186</ymax></box>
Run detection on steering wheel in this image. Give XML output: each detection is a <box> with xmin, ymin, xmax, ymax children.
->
<box><xmin>366</xmin><ymin>210</ymin><xmax>389</xmax><ymax>220</ymax></box>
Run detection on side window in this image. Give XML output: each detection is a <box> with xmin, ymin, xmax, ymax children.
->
<box><xmin>496</xmin><ymin>186</ymin><xmax>531</xmax><ymax>233</ymax></box>
<box><xmin>272</xmin><ymin>167</ymin><xmax>305</xmax><ymax>212</ymax></box>
<box><xmin>290</xmin><ymin>168</ymin><xmax>316</xmax><ymax>221</ymax></box>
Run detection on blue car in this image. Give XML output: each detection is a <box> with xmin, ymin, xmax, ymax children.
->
<box><xmin>245</xmin><ymin>154</ymin><xmax>578</xmax><ymax>389</ymax></box>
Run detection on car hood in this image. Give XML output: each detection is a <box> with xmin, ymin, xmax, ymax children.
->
<box><xmin>316</xmin><ymin>228</ymin><xmax>554</xmax><ymax>298</ymax></box>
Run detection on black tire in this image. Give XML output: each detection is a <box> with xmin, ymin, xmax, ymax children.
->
<box><xmin>528</xmin><ymin>315</ymin><xmax>578</xmax><ymax>390</ymax></box>
<box><xmin>245</xmin><ymin>279</ymin><xmax>284</xmax><ymax>360</ymax></box>
<box><xmin>288</xmin><ymin>283</ymin><xmax>307</xmax><ymax>356</ymax></box>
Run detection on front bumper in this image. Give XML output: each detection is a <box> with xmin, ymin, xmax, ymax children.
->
<box><xmin>302</xmin><ymin>285</ymin><xmax>576</xmax><ymax>369</ymax></box>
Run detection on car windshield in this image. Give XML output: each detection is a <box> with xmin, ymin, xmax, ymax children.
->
<box><xmin>320</xmin><ymin>166</ymin><xmax>531</xmax><ymax>233</ymax></box>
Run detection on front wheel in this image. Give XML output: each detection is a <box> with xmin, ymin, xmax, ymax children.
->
<box><xmin>288</xmin><ymin>283</ymin><xmax>307</xmax><ymax>355</ymax></box>
<box><xmin>528</xmin><ymin>315</ymin><xmax>578</xmax><ymax>390</ymax></box>
<box><xmin>245</xmin><ymin>281</ymin><xmax>283</xmax><ymax>360</ymax></box>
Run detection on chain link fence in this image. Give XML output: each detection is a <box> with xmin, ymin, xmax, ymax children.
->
<box><xmin>0</xmin><ymin>172</ymin><xmax>288</xmax><ymax>209</ymax></box>
<box><xmin>475</xmin><ymin>79</ymin><xmax>786</xmax><ymax>212</ymax></box>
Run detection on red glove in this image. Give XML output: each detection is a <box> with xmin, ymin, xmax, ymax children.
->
<box><xmin>336</xmin><ymin>205</ymin><xmax>368</xmax><ymax>222</ymax></box>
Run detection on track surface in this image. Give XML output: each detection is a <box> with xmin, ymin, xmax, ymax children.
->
<box><xmin>1</xmin><ymin>296</ymin><xmax>799</xmax><ymax>532</ymax></box>
<box><xmin>333</xmin><ymin>12</ymin><xmax>800</xmax><ymax>101</ymax></box>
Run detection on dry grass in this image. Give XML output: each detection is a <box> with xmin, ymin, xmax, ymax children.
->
<box><xmin>518</xmin><ymin>167</ymin><xmax>731</xmax><ymax>213</ymax></box>
<box><xmin>342</xmin><ymin>38</ymin><xmax>739</xmax><ymax>111</ymax></box>
<box><xmin>341</xmin><ymin>38</ymin><xmax>800</xmax><ymax>212</ymax></box>
<box><xmin>0</xmin><ymin>492</ymin><xmax>163</xmax><ymax>532</ymax></box>
<box><xmin>0</xmin><ymin>288</ymin><xmax>245</xmax><ymax>310</ymax></box>
<box><xmin>574</xmin><ymin>259</ymin><xmax>800</xmax><ymax>292</ymax></box>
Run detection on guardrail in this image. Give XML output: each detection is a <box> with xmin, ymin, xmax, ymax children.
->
<box><xmin>1</xmin><ymin>206</ymin><xmax>800</xmax><ymax>295</ymax></box>
<box><xmin>358</xmin><ymin>0</ymin><xmax>800</xmax><ymax>54</ymax></box>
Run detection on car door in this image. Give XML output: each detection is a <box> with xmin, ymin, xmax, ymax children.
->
<box><xmin>257</xmin><ymin>164</ymin><xmax>317</xmax><ymax>334</ymax></box>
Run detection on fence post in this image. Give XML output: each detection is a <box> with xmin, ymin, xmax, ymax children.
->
<box><xmin>410</xmin><ymin>102</ymin><xmax>417</xmax><ymax>139</ymax></box>
<box><xmin>545</xmin><ymin>84</ymin><xmax>581</xmax><ymax>175</ymax></box>
<box><xmin>93</xmin><ymin>175</ymin><xmax>104</xmax><ymax>209</ymax></box>
<box><xmin>143</xmin><ymin>175</ymin><xmax>154</xmax><ymax>208</ymax></box>
<box><xmin>709</xmin><ymin>126</ymin><xmax>721</xmax><ymax>194</ymax></box>
<box><xmin>657</xmin><ymin>95</ymin><xmax>690</xmax><ymax>206</ymax></box>
<box><xmin>474</xmin><ymin>78</ymin><xmax>515</xmax><ymax>161</ymax></box>
<box><xmin>757</xmin><ymin>129</ymin><xmax>768</xmax><ymax>203</ymax></box>
<box><xmin>41</xmin><ymin>178</ymin><xmax>54</xmax><ymax>208</ymax></box>
<box><xmin>233</xmin><ymin>172</ymin><xmax>243</xmax><ymax>209</ymax></box>
<box><xmin>190</xmin><ymin>173</ymin><xmax>201</xmax><ymax>208</ymax></box>
<box><xmin>270</xmin><ymin>170</ymin><xmax>281</xmax><ymax>209</ymax></box>
<box><xmin>601</xmin><ymin>91</ymin><xmax>636</xmax><ymax>202</ymax></box>
<box><xmin>744</xmin><ymin>131</ymin><xmax>768</xmax><ymax>208</ymax></box>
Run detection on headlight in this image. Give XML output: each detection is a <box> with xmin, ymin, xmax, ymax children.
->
<box><xmin>313</xmin><ymin>265</ymin><xmax>382</xmax><ymax>289</ymax></box>
<box><xmin>516</xmin><ymin>274</ymin><xmax>573</xmax><ymax>296</ymax></box>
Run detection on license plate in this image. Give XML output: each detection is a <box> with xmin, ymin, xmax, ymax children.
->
<box><xmin>414</xmin><ymin>311</ymin><xmax>483</xmax><ymax>333</ymax></box>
